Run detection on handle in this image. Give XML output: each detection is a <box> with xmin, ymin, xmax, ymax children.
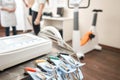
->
<box><xmin>93</xmin><ymin>9</ymin><xmax>103</xmax><ymax>12</ymax></box>
<box><xmin>92</xmin><ymin>9</ymin><xmax>103</xmax><ymax>26</ymax></box>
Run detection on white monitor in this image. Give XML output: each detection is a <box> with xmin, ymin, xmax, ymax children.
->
<box><xmin>68</xmin><ymin>0</ymin><xmax>90</xmax><ymax>8</ymax></box>
<box><xmin>69</xmin><ymin>0</ymin><xmax>83</xmax><ymax>5</ymax></box>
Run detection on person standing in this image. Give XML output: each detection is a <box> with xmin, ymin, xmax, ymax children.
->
<box><xmin>31</xmin><ymin>0</ymin><xmax>48</xmax><ymax>35</ymax></box>
<box><xmin>23</xmin><ymin>0</ymin><xmax>34</xmax><ymax>24</ymax></box>
<box><xmin>0</xmin><ymin>0</ymin><xmax>17</xmax><ymax>36</ymax></box>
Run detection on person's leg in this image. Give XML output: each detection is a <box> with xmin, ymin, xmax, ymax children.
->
<box><xmin>12</xmin><ymin>26</ymin><xmax>17</xmax><ymax>35</ymax></box>
<box><xmin>33</xmin><ymin>24</ymin><xmax>40</xmax><ymax>35</ymax></box>
<box><xmin>5</xmin><ymin>27</ymin><xmax>10</xmax><ymax>36</ymax></box>
<box><xmin>28</xmin><ymin>8</ymin><xmax>32</xmax><ymax>25</ymax></box>
<box><xmin>29</xmin><ymin>8</ymin><xmax>32</xmax><ymax>16</ymax></box>
<box><xmin>32</xmin><ymin>11</ymin><xmax>40</xmax><ymax>35</ymax></box>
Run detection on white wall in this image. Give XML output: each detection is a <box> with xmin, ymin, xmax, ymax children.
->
<box><xmin>63</xmin><ymin>0</ymin><xmax>120</xmax><ymax>48</ymax></box>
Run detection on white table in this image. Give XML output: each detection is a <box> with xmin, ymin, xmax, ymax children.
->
<box><xmin>43</xmin><ymin>16</ymin><xmax>73</xmax><ymax>41</ymax></box>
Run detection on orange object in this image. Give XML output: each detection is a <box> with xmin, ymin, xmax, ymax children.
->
<box><xmin>35</xmin><ymin>59</ymin><xmax>46</xmax><ymax>63</ymax></box>
<box><xmin>24</xmin><ymin>67</ymin><xmax>36</xmax><ymax>72</ymax></box>
<box><xmin>80</xmin><ymin>32</ymin><xmax>92</xmax><ymax>46</ymax></box>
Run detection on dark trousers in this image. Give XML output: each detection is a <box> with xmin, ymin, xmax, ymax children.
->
<box><xmin>29</xmin><ymin>8</ymin><xmax>32</xmax><ymax>16</ymax></box>
<box><xmin>32</xmin><ymin>11</ymin><xmax>41</xmax><ymax>35</ymax></box>
<box><xmin>5</xmin><ymin>26</ymin><xmax>17</xmax><ymax>36</ymax></box>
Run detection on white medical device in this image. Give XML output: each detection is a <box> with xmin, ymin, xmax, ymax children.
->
<box><xmin>69</xmin><ymin>0</ymin><xmax>83</xmax><ymax>6</ymax></box>
<box><xmin>0</xmin><ymin>33</ymin><xmax>52</xmax><ymax>71</ymax></box>
<box><xmin>69</xmin><ymin>0</ymin><xmax>102</xmax><ymax>58</ymax></box>
<box><xmin>40</xmin><ymin>26</ymin><xmax>85</xmax><ymax>80</ymax></box>
<box><xmin>41</xmin><ymin>26</ymin><xmax>75</xmax><ymax>52</ymax></box>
